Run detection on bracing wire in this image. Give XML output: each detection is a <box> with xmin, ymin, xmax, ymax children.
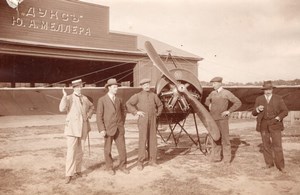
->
<box><xmin>92</xmin><ymin>68</ymin><xmax>133</xmax><ymax>85</ymax></box>
<box><xmin>50</xmin><ymin>56</ymin><xmax>150</xmax><ymax>86</ymax></box>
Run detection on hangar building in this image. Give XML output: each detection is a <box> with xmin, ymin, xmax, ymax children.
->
<box><xmin>0</xmin><ymin>0</ymin><xmax>202</xmax><ymax>87</ymax></box>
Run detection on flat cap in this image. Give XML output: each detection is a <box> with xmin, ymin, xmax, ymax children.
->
<box><xmin>210</xmin><ymin>76</ymin><xmax>223</xmax><ymax>83</ymax></box>
<box><xmin>139</xmin><ymin>78</ymin><xmax>151</xmax><ymax>85</ymax></box>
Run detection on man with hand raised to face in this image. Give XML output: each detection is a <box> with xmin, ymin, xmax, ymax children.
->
<box><xmin>59</xmin><ymin>79</ymin><xmax>94</xmax><ymax>184</ymax></box>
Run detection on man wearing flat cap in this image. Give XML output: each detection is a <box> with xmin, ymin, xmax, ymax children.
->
<box><xmin>252</xmin><ymin>80</ymin><xmax>288</xmax><ymax>173</ymax></box>
<box><xmin>205</xmin><ymin>76</ymin><xmax>241</xmax><ymax>164</ymax></box>
<box><xmin>59</xmin><ymin>79</ymin><xmax>95</xmax><ymax>184</ymax></box>
<box><xmin>126</xmin><ymin>78</ymin><xmax>163</xmax><ymax>170</ymax></box>
<box><xmin>96</xmin><ymin>78</ymin><xmax>129</xmax><ymax>175</ymax></box>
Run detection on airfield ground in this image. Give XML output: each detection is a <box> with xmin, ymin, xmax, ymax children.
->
<box><xmin>0</xmin><ymin>115</ymin><xmax>300</xmax><ymax>195</ymax></box>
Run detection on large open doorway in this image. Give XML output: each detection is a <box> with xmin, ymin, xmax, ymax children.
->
<box><xmin>0</xmin><ymin>54</ymin><xmax>135</xmax><ymax>87</ymax></box>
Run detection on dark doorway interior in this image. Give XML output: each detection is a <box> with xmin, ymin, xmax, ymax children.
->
<box><xmin>0</xmin><ymin>54</ymin><xmax>135</xmax><ymax>87</ymax></box>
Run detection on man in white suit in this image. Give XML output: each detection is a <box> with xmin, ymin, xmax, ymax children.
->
<box><xmin>59</xmin><ymin>79</ymin><xmax>94</xmax><ymax>184</ymax></box>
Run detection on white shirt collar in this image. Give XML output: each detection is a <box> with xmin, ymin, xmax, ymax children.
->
<box><xmin>216</xmin><ymin>87</ymin><xmax>223</xmax><ymax>93</ymax></box>
<box><xmin>73</xmin><ymin>92</ymin><xmax>81</xmax><ymax>97</ymax></box>
<box><xmin>265</xmin><ymin>94</ymin><xmax>272</xmax><ymax>100</ymax></box>
<box><xmin>108</xmin><ymin>92</ymin><xmax>115</xmax><ymax>101</ymax></box>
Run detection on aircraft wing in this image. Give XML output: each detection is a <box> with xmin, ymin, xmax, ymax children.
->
<box><xmin>202</xmin><ymin>86</ymin><xmax>300</xmax><ymax>111</ymax></box>
<box><xmin>1</xmin><ymin>85</ymin><xmax>300</xmax><ymax>116</ymax></box>
<box><xmin>0</xmin><ymin>87</ymin><xmax>141</xmax><ymax>116</ymax></box>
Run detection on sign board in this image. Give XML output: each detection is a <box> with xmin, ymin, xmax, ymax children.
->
<box><xmin>0</xmin><ymin>0</ymin><xmax>137</xmax><ymax>51</ymax></box>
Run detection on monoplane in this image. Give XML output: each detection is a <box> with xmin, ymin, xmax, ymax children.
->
<box><xmin>1</xmin><ymin>41</ymin><xmax>300</xmax><ymax>154</ymax></box>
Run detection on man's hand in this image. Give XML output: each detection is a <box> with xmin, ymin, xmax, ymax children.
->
<box><xmin>221</xmin><ymin>110</ymin><xmax>230</xmax><ymax>117</ymax></box>
<box><xmin>256</xmin><ymin>105</ymin><xmax>264</xmax><ymax>112</ymax></box>
<box><xmin>136</xmin><ymin>111</ymin><xmax>145</xmax><ymax>117</ymax></box>
<box><xmin>62</xmin><ymin>88</ymin><xmax>67</xmax><ymax>97</ymax></box>
<box><xmin>99</xmin><ymin>131</ymin><xmax>106</xmax><ymax>138</ymax></box>
<box><xmin>275</xmin><ymin>116</ymin><xmax>281</xmax><ymax>121</ymax></box>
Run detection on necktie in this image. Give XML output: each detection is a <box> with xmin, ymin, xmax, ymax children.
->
<box><xmin>112</xmin><ymin>96</ymin><xmax>115</xmax><ymax>103</ymax></box>
<box><xmin>266</xmin><ymin>95</ymin><xmax>270</xmax><ymax>103</ymax></box>
<box><xmin>75</xmin><ymin>94</ymin><xmax>83</xmax><ymax>104</ymax></box>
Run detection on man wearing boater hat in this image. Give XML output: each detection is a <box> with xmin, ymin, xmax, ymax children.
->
<box><xmin>126</xmin><ymin>78</ymin><xmax>163</xmax><ymax>170</ymax></box>
<box><xmin>59</xmin><ymin>79</ymin><xmax>94</xmax><ymax>184</ymax></box>
<box><xmin>252</xmin><ymin>80</ymin><xmax>288</xmax><ymax>173</ymax></box>
<box><xmin>205</xmin><ymin>76</ymin><xmax>241</xmax><ymax>164</ymax></box>
<box><xmin>96</xmin><ymin>78</ymin><xmax>129</xmax><ymax>175</ymax></box>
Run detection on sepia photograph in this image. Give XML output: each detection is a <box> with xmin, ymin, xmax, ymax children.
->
<box><xmin>0</xmin><ymin>0</ymin><xmax>300</xmax><ymax>194</ymax></box>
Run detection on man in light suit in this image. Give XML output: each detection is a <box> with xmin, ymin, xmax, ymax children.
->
<box><xmin>96</xmin><ymin>78</ymin><xmax>129</xmax><ymax>175</ymax></box>
<box><xmin>59</xmin><ymin>79</ymin><xmax>94</xmax><ymax>184</ymax></box>
<box><xmin>252</xmin><ymin>80</ymin><xmax>288</xmax><ymax>173</ymax></box>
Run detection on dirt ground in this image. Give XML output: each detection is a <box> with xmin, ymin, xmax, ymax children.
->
<box><xmin>0</xmin><ymin>115</ymin><xmax>300</xmax><ymax>195</ymax></box>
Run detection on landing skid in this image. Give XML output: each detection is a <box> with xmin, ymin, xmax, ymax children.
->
<box><xmin>157</xmin><ymin>112</ymin><xmax>213</xmax><ymax>155</ymax></box>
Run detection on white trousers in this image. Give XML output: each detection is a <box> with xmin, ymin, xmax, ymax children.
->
<box><xmin>65</xmin><ymin>136</ymin><xmax>86</xmax><ymax>176</ymax></box>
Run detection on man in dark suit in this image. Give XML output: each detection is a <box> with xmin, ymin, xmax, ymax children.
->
<box><xmin>252</xmin><ymin>80</ymin><xmax>288</xmax><ymax>173</ymax></box>
<box><xmin>96</xmin><ymin>78</ymin><xmax>129</xmax><ymax>175</ymax></box>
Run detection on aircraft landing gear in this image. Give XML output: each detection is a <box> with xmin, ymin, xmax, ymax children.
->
<box><xmin>157</xmin><ymin>112</ymin><xmax>211</xmax><ymax>155</ymax></box>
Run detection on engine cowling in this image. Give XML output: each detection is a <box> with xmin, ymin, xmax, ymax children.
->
<box><xmin>155</xmin><ymin>68</ymin><xmax>203</xmax><ymax>124</ymax></box>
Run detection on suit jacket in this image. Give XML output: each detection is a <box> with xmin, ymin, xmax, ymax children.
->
<box><xmin>252</xmin><ymin>94</ymin><xmax>288</xmax><ymax>132</ymax></box>
<box><xmin>59</xmin><ymin>93</ymin><xmax>94</xmax><ymax>137</ymax></box>
<box><xmin>96</xmin><ymin>94</ymin><xmax>126</xmax><ymax>136</ymax></box>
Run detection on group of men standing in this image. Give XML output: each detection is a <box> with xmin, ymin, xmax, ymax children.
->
<box><xmin>59</xmin><ymin>76</ymin><xmax>288</xmax><ymax>184</ymax></box>
<box><xmin>59</xmin><ymin>78</ymin><xmax>162</xmax><ymax>184</ymax></box>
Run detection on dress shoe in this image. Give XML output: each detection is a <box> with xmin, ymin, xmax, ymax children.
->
<box><xmin>137</xmin><ymin>164</ymin><xmax>143</xmax><ymax>171</ymax></box>
<box><xmin>262</xmin><ymin>164</ymin><xmax>274</xmax><ymax>169</ymax></box>
<box><xmin>119</xmin><ymin>168</ymin><xmax>130</xmax><ymax>174</ymax></box>
<box><xmin>223</xmin><ymin>161</ymin><xmax>231</xmax><ymax>166</ymax></box>
<box><xmin>209</xmin><ymin>156</ymin><xmax>222</xmax><ymax>163</ymax></box>
<box><xmin>148</xmin><ymin>162</ymin><xmax>160</xmax><ymax>167</ymax></box>
<box><xmin>107</xmin><ymin>169</ymin><xmax>115</xmax><ymax>176</ymax></box>
<box><xmin>65</xmin><ymin>176</ymin><xmax>72</xmax><ymax>184</ymax></box>
<box><xmin>74</xmin><ymin>172</ymin><xmax>82</xmax><ymax>178</ymax></box>
<box><xmin>279</xmin><ymin>168</ymin><xmax>287</xmax><ymax>174</ymax></box>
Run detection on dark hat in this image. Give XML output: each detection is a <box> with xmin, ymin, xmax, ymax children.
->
<box><xmin>104</xmin><ymin>78</ymin><xmax>121</xmax><ymax>88</ymax></box>
<box><xmin>139</xmin><ymin>78</ymin><xmax>151</xmax><ymax>85</ymax></box>
<box><xmin>210</xmin><ymin>76</ymin><xmax>223</xmax><ymax>83</ymax></box>
<box><xmin>261</xmin><ymin>80</ymin><xmax>275</xmax><ymax>90</ymax></box>
<box><xmin>71</xmin><ymin>79</ymin><xmax>85</xmax><ymax>87</ymax></box>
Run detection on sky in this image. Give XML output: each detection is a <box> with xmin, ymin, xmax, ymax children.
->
<box><xmin>81</xmin><ymin>0</ymin><xmax>300</xmax><ymax>83</ymax></box>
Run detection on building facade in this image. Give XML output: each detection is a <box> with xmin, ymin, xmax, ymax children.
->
<box><xmin>0</xmin><ymin>0</ymin><xmax>202</xmax><ymax>87</ymax></box>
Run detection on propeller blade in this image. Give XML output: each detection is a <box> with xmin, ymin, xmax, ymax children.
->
<box><xmin>145</xmin><ymin>41</ymin><xmax>220</xmax><ymax>141</ymax></box>
<box><xmin>145</xmin><ymin>41</ymin><xmax>179</xmax><ymax>85</ymax></box>
<box><xmin>181</xmin><ymin>89</ymin><xmax>220</xmax><ymax>141</ymax></box>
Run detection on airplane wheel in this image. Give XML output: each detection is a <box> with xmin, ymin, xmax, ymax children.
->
<box><xmin>204</xmin><ymin>134</ymin><xmax>213</xmax><ymax>155</ymax></box>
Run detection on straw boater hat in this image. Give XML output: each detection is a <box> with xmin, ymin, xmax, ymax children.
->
<box><xmin>210</xmin><ymin>76</ymin><xmax>223</xmax><ymax>83</ymax></box>
<box><xmin>104</xmin><ymin>78</ymin><xmax>121</xmax><ymax>88</ymax></box>
<box><xmin>71</xmin><ymin>79</ymin><xmax>85</xmax><ymax>87</ymax></box>
<box><xmin>261</xmin><ymin>80</ymin><xmax>275</xmax><ymax>90</ymax></box>
<box><xmin>139</xmin><ymin>78</ymin><xmax>151</xmax><ymax>85</ymax></box>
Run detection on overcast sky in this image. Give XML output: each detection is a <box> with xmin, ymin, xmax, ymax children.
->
<box><xmin>81</xmin><ymin>0</ymin><xmax>300</xmax><ymax>83</ymax></box>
